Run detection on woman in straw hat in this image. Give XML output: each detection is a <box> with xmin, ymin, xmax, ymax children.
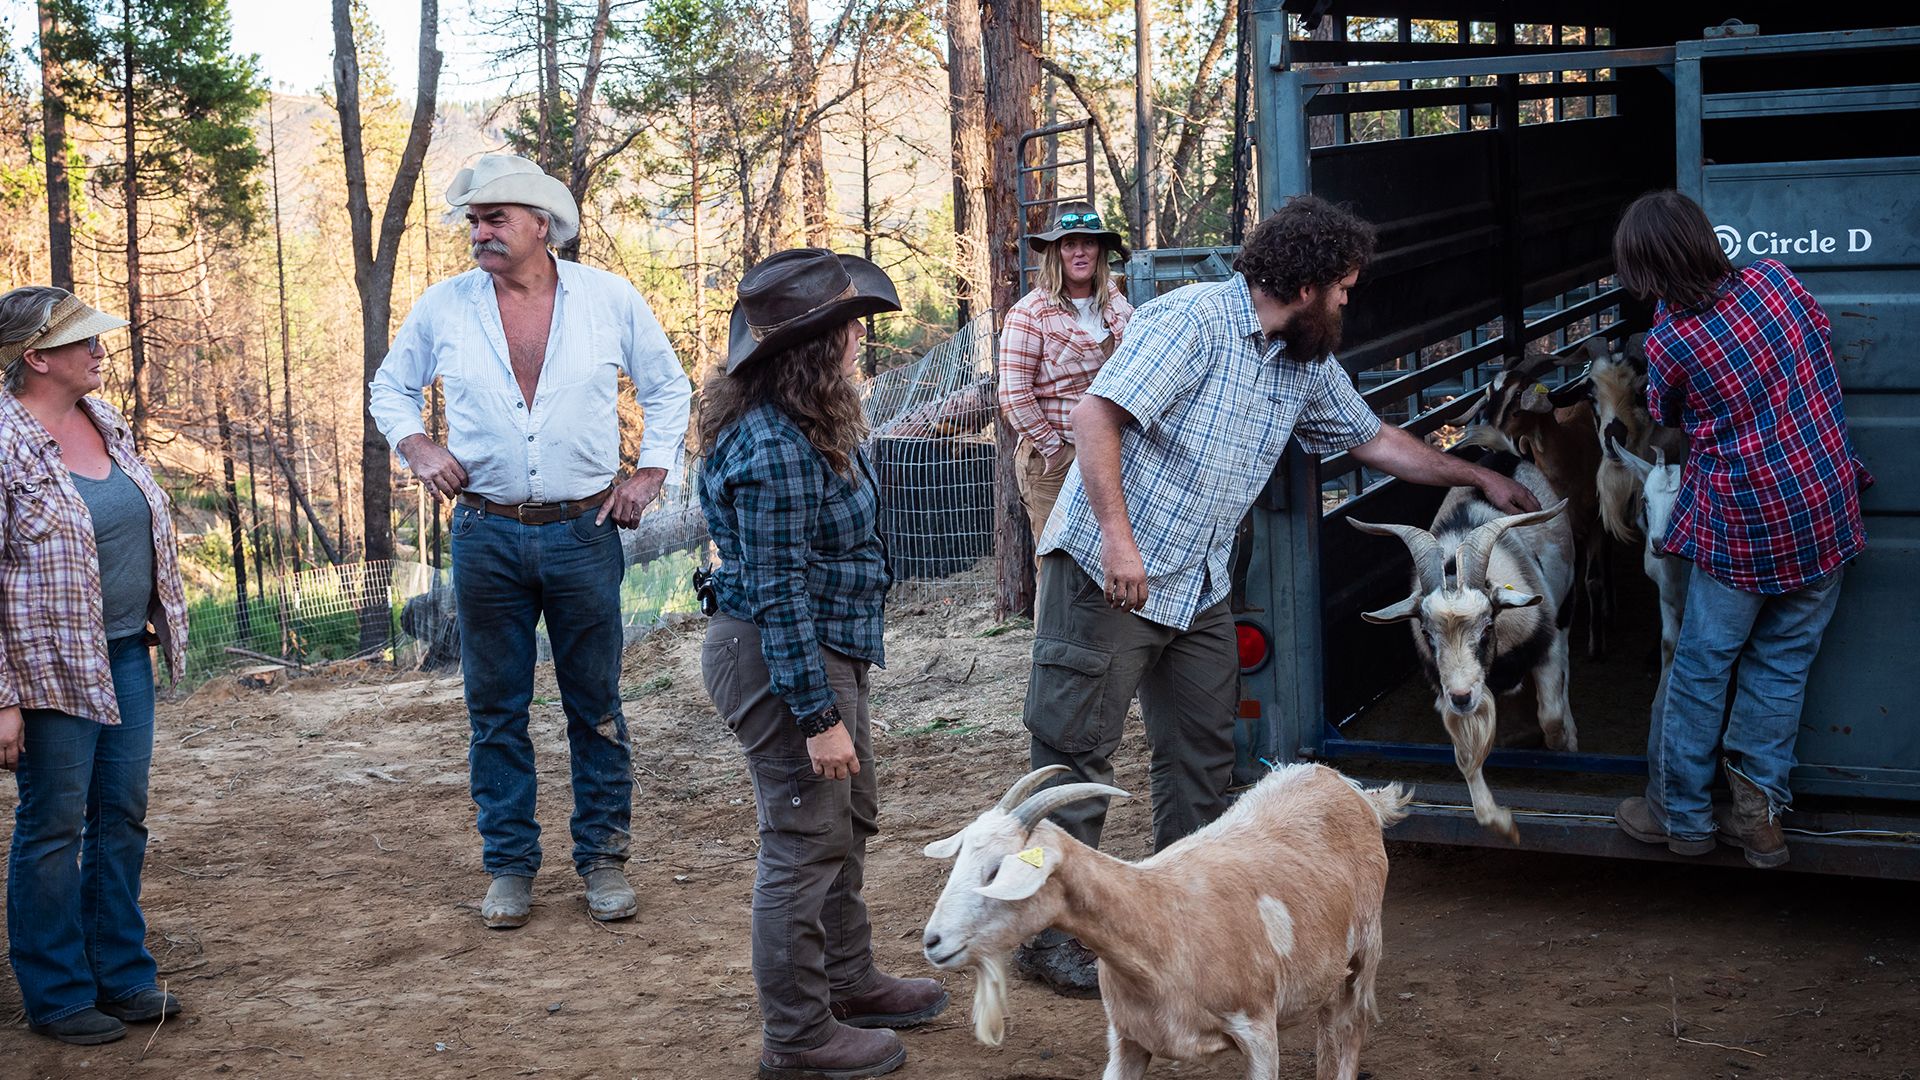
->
<box><xmin>697</xmin><ymin>249</ymin><xmax>948</xmax><ymax>1078</ymax></box>
<box><xmin>996</xmin><ymin>201</ymin><xmax>1133</xmax><ymax>549</ymax></box>
<box><xmin>0</xmin><ymin>286</ymin><xmax>189</xmax><ymax>1045</ymax></box>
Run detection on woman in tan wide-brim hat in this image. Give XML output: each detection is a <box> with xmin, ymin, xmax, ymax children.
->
<box><xmin>696</xmin><ymin>248</ymin><xmax>949</xmax><ymax>1079</ymax></box>
<box><xmin>0</xmin><ymin>286</ymin><xmax>190</xmax><ymax>1045</ymax></box>
<box><xmin>996</xmin><ymin>201</ymin><xmax>1134</xmax><ymax>553</ymax></box>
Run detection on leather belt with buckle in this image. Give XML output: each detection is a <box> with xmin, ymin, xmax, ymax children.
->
<box><xmin>457</xmin><ymin>486</ymin><xmax>613</xmax><ymax>525</ymax></box>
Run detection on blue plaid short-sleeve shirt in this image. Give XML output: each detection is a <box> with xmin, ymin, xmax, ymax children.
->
<box><xmin>1039</xmin><ymin>273</ymin><xmax>1380</xmax><ymax>629</ymax></box>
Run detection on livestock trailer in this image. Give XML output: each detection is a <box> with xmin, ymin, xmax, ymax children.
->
<box><xmin>1120</xmin><ymin>4</ymin><xmax>1920</xmax><ymax>877</ymax></box>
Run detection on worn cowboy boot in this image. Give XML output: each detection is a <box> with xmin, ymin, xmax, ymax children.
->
<box><xmin>1714</xmin><ymin>760</ymin><xmax>1790</xmax><ymax>869</ymax></box>
<box><xmin>1012</xmin><ymin>928</ymin><xmax>1100</xmax><ymax>998</ymax></box>
<box><xmin>830</xmin><ymin>971</ymin><xmax>949</xmax><ymax>1029</ymax></box>
<box><xmin>759</xmin><ymin>1023</ymin><xmax>905</xmax><ymax>1079</ymax></box>
<box><xmin>482</xmin><ymin>874</ymin><xmax>534</xmax><ymax>929</ymax></box>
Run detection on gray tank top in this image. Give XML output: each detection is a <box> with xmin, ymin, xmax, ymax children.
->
<box><xmin>69</xmin><ymin>460</ymin><xmax>156</xmax><ymax>641</ymax></box>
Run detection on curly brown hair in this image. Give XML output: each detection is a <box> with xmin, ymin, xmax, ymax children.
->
<box><xmin>1233</xmin><ymin>195</ymin><xmax>1376</xmax><ymax>302</ymax></box>
<box><xmin>698</xmin><ymin>322</ymin><xmax>867</xmax><ymax>476</ymax></box>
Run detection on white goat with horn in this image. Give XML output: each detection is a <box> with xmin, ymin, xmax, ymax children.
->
<box><xmin>1349</xmin><ymin>461</ymin><xmax>1573</xmax><ymax>841</ymax></box>
<box><xmin>921</xmin><ymin>764</ymin><xmax>1409</xmax><ymax>1080</ymax></box>
<box><xmin>1615</xmin><ymin>441</ymin><xmax>1691</xmax><ymax>675</ymax></box>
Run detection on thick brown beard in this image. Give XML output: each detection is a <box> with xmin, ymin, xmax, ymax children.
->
<box><xmin>1281</xmin><ymin>293</ymin><xmax>1344</xmax><ymax>363</ymax></box>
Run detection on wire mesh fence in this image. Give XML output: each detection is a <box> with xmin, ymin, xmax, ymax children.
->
<box><xmin>183</xmin><ymin>559</ymin><xmax>408</xmax><ymax>681</ymax></box>
<box><xmin>180</xmin><ymin>315</ymin><xmax>1007</xmax><ymax>681</ymax></box>
<box><xmin>863</xmin><ymin>313</ymin><xmax>1000</xmax><ymax>603</ymax></box>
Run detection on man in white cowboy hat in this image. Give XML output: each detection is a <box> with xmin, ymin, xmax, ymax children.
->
<box><xmin>370</xmin><ymin>154</ymin><xmax>691</xmax><ymax>930</ymax></box>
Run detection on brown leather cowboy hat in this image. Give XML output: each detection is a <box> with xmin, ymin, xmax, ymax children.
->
<box><xmin>1026</xmin><ymin>202</ymin><xmax>1130</xmax><ymax>261</ymax></box>
<box><xmin>725</xmin><ymin>248</ymin><xmax>902</xmax><ymax>374</ymax></box>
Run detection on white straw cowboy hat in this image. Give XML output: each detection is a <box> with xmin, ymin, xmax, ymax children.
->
<box><xmin>725</xmin><ymin>248</ymin><xmax>901</xmax><ymax>374</ymax></box>
<box><xmin>445</xmin><ymin>154</ymin><xmax>580</xmax><ymax>245</ymax></box>
<box><xmin>1027</xmin><ymin>202</ymin><xmax>1130</xmax><ymax>261</ymax></box>
<box><xmin>0</xmin><ymin>289</ymin><xmax>129</xmax><ymax>365</ymax></box>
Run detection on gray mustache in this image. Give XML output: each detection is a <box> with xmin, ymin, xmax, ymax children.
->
<box><xmin>471</xmin><ymin>240</ymin><xmax>511</xmax><ymax>258</ymax></box>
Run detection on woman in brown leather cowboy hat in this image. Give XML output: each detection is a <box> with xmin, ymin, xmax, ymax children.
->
<box><xmin>697</xmin><ymin>248</ymin><xmax>948</xmax><ymax>1079</ymax></box>
<box><xmin>996</xmin><ymin>201</ymin><xmax>1134</xmax><ymax>553</ymax></box>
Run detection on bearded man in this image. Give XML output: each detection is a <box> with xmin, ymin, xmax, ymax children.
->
<box><xmin>1014</xmin><ymin>195</ymin><xmax>1538</xmax><ymax>995</ymax></box>
<box><xmin>369</xmin><ymin>155</ymin><xmax>691</xmax><ymax>930</ymax></box>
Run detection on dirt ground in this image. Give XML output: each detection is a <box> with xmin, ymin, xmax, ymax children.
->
<box><xmin>3</xmin><ymin>596</ymin><xmax>1917</xmax><ymax>1080</ymax></box>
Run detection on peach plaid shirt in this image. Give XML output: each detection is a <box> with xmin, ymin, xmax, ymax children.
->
<box><xmin>0</xmin><ymin>393</ymin><xmax>187</xmax><ymax>723</ymax></box>
<box><xmin>996</xmin><ymin>282</ymin><xmax>1133</xmax><ymax>456</ymax></box>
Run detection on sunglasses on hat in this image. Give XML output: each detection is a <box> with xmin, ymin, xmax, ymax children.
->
<box><xmin>1056</xmin><ymin>211</ymin><xmax>1103</xmax><ymax>229</ymax></box>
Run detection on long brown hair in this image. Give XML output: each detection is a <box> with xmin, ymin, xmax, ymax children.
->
<box><xmin>1613</xmin><ymin>190</ymin><xmax>1732</xmax><ymax>311</ymax></box>
<box><xmin>699</xmin><ymin>322</ymin><xmax>867</xmax><ymax>476</ymax></box>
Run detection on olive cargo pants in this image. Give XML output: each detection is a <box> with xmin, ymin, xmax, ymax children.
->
<box><xmin>1022</xmin><ymin>552</ymin><xmax>1239</xmax><ymax>852</ymax></box>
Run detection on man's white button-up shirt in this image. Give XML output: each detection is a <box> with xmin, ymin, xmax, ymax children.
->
<box><xmin>369</xmin><ymin>256</ymin><xmax>692</xmax><ymax>505</ymax></box>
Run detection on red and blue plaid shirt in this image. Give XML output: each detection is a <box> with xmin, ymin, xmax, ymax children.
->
<box><xmin>1646</xmin><ymin>258</ymin><xmax>1871</xmax><ymax>594</ymax></box>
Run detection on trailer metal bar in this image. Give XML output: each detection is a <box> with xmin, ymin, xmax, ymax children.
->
<box><xmin>1286</xmin><ymin>45</ymin><xmax>1673</xmax><ymax>85</ymax></box>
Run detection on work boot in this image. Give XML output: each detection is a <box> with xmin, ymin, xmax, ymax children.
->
<box><xmin>584</xmin><ymin>867</ymin><xmax>638</xmax><ymax>921</ymax></box>
<box><xmin>831</xmin><ymin>971</ymin><xmax>949</xmax><ymax>1029</ymax></box>
<box><xmin>1614</xmin><ymin>797</ymin><xmax>1715</xmax><ymax>856</ymax></box>
<box><xmin>759</xmin><ymin>1023</ymin><xmax>905</xmax><ymax>1079</ymax></box>
<box><xmin>482</xmin><ymin>874</ymin><xmax>534</xmax><ymax>929</ymax></box>
<box><xmin>1714</xmin><ymin>760</ymin><xmax>1790</xmax><ymax>869</ymax></box>
<box><xmin>29</xmin><ymin>1007</ymin><xmax>126</xmax><ymax>1045</ymax></box>
<box><xmin>1013</xmin><ymin>928</ymin><xmax>1100</xmax><ymax>998</ymax></box>
<box><xmin>97</xmin><ymin>988</ymin><xmax>182</xmax><ymax>1023</ymax></box>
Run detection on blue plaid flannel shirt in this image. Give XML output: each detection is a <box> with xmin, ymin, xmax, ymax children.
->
<box><xmin>700</xmin><ymin>402</ymin><xmax>890</xmax><ymax>720</ymax></box>
<box><xmin>1041</xmin><ymin>273</ymin><xmax>1381</xmax><ymax>630</ymax></box>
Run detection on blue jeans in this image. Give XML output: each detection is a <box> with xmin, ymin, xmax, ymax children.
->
<box><xmin>450</xmin><ymin>503</ymin><xmax>631</xmax><ymax>878</ymax></box>
<box><xmin>7</xmin><ymin>635</ymin><xmax>159</xmax><ymax>1026</ymax></box>
<box><xmin>1647</xmin><ymin>564</ymin><xmax>1845</xmax><ymax>841</ymax></box>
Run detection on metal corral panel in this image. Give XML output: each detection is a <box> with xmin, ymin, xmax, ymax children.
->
<box><xmin>1678</xmin><ymin>27</ymin><xmax>1920</xmax><ymax>799</ymax></box>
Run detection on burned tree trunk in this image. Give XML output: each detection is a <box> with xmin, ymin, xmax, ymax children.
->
<box><xmin>985</xmin><ymin>0</ymin><xmax>1043</xmax><ymax>619</ymax></box>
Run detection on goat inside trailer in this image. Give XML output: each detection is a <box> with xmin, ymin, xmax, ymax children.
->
<box><xmin>1168</xmin><ymin>7</ymin><xmax>1920</xmax><ymax>878</ymax></box>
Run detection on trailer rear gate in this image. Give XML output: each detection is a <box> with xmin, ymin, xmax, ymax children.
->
<box><xmin>1195</xmin><ymin>6</ymin><xmax>1920</xmax><ymax>877</ymax></box>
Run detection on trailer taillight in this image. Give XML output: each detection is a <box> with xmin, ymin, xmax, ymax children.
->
<box><xmin>1235</xmin><ymin>621</ymin><xmax>1271</xmax><ymax>674</ymax></box>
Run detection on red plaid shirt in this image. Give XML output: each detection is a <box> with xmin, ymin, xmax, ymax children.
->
<box><xmin>997</xmin><ymin>283</ymin><xmax>1132</xmax><ymax>456</ymax></box>
<box><xmin>1646</xmin><ymin>259</ymin><xmax>1871</xmax><ymax>594</ymax></box>
<box><xmin>1</xmin><ymin>393</ymin><xmax>188</xmax><ymax>723</ymax></box>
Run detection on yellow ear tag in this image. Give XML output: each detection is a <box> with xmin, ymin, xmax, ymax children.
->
<box><xmin>1532</xmin><ymin>382</ymin><xmax>1550</xmax><ymax>395</ymax></box>
<box><xmin>1017</xmin><ymin>847</ymin><xmax>1046</xmax><ymax>868</ymax></box>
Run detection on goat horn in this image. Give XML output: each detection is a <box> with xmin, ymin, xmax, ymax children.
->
<box><xmin>1456</xmin><ymin>500</ymin><xmax>1567</xmax><ymax>588</ymax></box>
<box><xmin>1009</xmin><ymin>782</ymin><xmax>1132</xmax><ymax>836</ymax></box>
<box><xmin>1348</xmin><ymin>518</ymin><xmax>1446</xmax><ymax>594</ymax></box>
<box><xmin>996</xmin><ymin>764</ymin><xmax>1072</xmax><ymax>812</ymax></box>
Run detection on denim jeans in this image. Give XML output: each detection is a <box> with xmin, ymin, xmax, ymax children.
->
<box><xmin>7</xmin><ymin>635</ymin><xmax>159</xmax><ymax>1026</ymax></box>
<box><xmin>451</xmin><ymin>503</ymin><xmax>631</xmax><ymax>879</ymax></box>
<box><xmin>1647</xmin><ymin>564</ymin><xmax>1845</xmax><ymax>841</ymax></box>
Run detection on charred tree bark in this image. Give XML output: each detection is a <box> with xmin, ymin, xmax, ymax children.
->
<box><xmin>947</xmin><ymin>0</ymin><xmax>989</xmax><ymax>329</ymax></box>
<box><xmin>39</xmin><ymin>1</ymin><xmax>73</xmax><ymax>291</ymax></box>
<box><xmin>985</xmin><ymin>0</ymin><xmax>1042</xmax><ymax>618</ymax></box>
<box><xmin>120</xmin><ymin>0</ymin><xmax>149</xmax><ymax>449</ymax></box>
<box><xmin>217</xmin><ymin>394</ymin><xmax>252</xmax><ymax>642</ymax></box>
<box><xmin>790</xmin><ymin>0</ymin><xmax>829</xmax><ymax>247</ymax></box>
<box><xmin>333</xmin><ymin>0</ymin><xmax>442</xmax><ymax>646</ymax></box>
<box><xmin>267</xmin><ymin>96</ymin><xmax>301</xmax><ymax>568</ymax></box>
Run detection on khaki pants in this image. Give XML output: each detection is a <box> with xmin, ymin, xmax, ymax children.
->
<box><xmin>1015</xmin><ymin>440</ymin><xmax>1075</xmax><ymax>551</ymax></box>
<box><xmin>1022</xmin><ymin>552</ymin><xmax>1238</xmax><ymax>853</ymax></box>
<box><xmin>700</xmin><ymin>615</ymin><xmax>879</xmax><ymax>1053</ymax></box>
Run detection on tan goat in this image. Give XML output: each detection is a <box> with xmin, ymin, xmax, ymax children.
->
<box><xmin>921</xmin><ymin>764</ymin><xmax>1410</xmax><ymax>1080</ymax></box>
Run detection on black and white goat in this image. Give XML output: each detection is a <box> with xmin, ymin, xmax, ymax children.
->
<box><xmin>1350</xmin><ymin>459</ymin><xmax>1574</xmax><ymax>840</ymax></box>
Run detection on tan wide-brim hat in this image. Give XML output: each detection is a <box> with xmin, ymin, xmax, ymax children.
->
<box><xmin>445</xmin><ymin>154</ymin><xmax>580</xmax><ymax>244</ymax></box>
<box><xmin>0</xmin><ymin>291</ymin><xmax>129</xmax><ymax>364</ymax></box>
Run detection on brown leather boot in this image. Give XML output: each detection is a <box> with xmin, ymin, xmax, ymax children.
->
<box><xmin>759</xmin><ymin>1023</ymin><xmax>905</xmax><ymax>1079</ymax></box>
<box><xmin>1715</xmin><ymin>760</ymin><xmax>1790</xmax><ymax>868</ymax></box>
<box><xmin>830</xmin><ymin>971</ymin><xmax>949</xmax><ymax>1029</ymax></box>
